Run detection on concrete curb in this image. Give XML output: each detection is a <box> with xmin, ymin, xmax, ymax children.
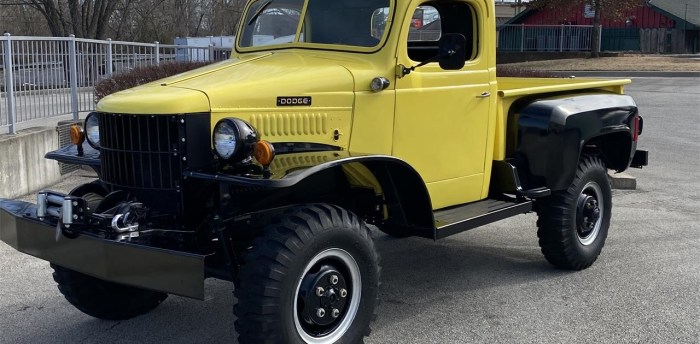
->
<box><xmin>608</xmin><ymin>171</ymin><xmax>637</xmax><ymax>190</ymax></box>
<box><xmin>0</xmin><ymin>127</ymin><xmax>62</xmax><ymax>199</ymax></box>
<box><xmin>552</xmin><ymin>71</ymin><xmax>700</xmax><ymax>78</ymax></box>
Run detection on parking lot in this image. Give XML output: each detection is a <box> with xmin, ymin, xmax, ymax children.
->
<box><xmin>1</xmin><ymin>76</ymin><xmax>698</xmax><ymax>344</ymax></box>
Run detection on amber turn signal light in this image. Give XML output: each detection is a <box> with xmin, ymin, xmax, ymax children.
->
<box><xmin>70</xmin><ymin>125</ymin><xmax>86</xmax><ymax>145</ymax></box>
<box><xmin>253</xmin><ymin>140</ymin><xmax>275</xmax><ymax>166</ymax></box>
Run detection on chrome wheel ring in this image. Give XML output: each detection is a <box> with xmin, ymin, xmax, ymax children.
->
<box><xmin>576</xmin><ymin>181</ymin><xmax>604</xmax><ymax>246</ymax></box>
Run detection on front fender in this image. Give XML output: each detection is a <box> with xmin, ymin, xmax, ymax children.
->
<box><xmin>186</xmin><ymin>151</ymin><xmax>435</xmax><ymax>231</ymax></box>
<box><xmin>45</xmin><ymin>141</ymin><xmax>100</xmax><ymax>168</ymax></box>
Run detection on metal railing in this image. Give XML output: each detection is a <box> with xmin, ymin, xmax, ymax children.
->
<box><xmin>498</xmin><ymin>24</ymin><xmax>598</xmax><ymax>52</ymax></box>
<box><xmin>1</xmin><ymin>34</ymin><xmax>231</xmax><ymax>134</ymax></box>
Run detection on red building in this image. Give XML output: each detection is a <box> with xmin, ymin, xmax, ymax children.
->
<box><xmin>503</xmin><ymin>0</ymin><xmax>699</xmax><ymax>53</ymax></box>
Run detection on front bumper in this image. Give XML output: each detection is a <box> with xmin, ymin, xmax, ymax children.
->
<box><xmin>0</xmin><ymin>199</ymin><xmax>206</xmax><ymax>299</ymax></box>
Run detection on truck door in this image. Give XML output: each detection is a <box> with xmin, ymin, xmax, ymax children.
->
<box><xmin>393</xmin><ymin>1</ymin><xmax>492</xmax><ymax>209</ymax></box>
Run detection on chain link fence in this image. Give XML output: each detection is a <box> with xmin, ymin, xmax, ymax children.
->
<box><xmin>1</xmin><ymin>34</ymin><xmax>230</xmax><ymax>134</ymax></box>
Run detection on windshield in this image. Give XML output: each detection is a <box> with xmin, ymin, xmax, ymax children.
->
<box><xmin>239</xmin><ymin>0</ymin><xmax>392</xmax><ymax>50</ymax></box>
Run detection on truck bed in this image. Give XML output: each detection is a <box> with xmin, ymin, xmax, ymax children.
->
<box><xmin>497</xmin><ymin>77</ymin><xmax>630</xmax><ymax>97</ymax></box>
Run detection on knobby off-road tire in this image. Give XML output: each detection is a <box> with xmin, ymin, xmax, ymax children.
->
<box><xmin>80</xmin><ymin>192</ymin><xmax>104</xmax><ymax>215</ymax></box>
<box><xmin>234</xmin><ymin>204</ymin><xmax>380</xmax><ymax>344</ymax></box>
<box><xmin>536</xmin><ymin>154</ymin><xmax>612</xmax><ymax>270</ymax></box>
<box><xmin>52</xmin><ymin>264</ymin><xmax>168</xmax><ymax>320</ymax></box>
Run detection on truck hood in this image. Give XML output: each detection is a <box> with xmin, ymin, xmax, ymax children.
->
<box><xmin>97</xmin><ymin>52</ymin><xmax>357</xmax><ymax>114</ymax></box>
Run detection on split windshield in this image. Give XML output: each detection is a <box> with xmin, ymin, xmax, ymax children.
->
<box><xmin>239</xmin><ymin>0</ymin><xmax>392</xmax><ymax>49</ymax></box>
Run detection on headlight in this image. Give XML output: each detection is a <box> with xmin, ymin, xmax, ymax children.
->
<box><xmin>213</xmin><ymin>118</ymin><xmax>259</xmax><ymax>161</ymax></box>
<box><xmin>85</xmin><ymin>112</ymin><xmax>100</xmax><ymax>149</ymax></box>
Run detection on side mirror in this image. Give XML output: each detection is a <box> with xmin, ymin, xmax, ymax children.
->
<box><xmin>438</xmin><ymin>33</ymin><xmax>467</xmax><ymax>70</ymax></box>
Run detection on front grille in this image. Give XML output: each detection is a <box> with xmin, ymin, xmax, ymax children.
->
<box><xmin>99</xmin><ymin>113</ymin><xmax>184</xmax><ymax>190</ymax></box>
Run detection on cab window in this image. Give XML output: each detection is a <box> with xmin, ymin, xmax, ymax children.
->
<box><xmin>407</xmin><ymin>2</ymin><xmax>478</xmax><ymax>63</ymax></box>
<box><xmin>240</xmin><ymin>0</ymin><xmax>391</xmax><ymax>49</ymax></box>
<box><xmin>240</xmin><ymin>0</ymin><xmax>304</xmax><ymax>47</ymax></box>
<box><xmin>301</xmin><ymin>0</ymin><xmax>390</xmax><ymax>47</ymax></box>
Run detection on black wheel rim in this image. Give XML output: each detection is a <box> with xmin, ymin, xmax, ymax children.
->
<box><xmin>293</xmin><ymin>249</ymin><xmax>361</xmax><ymax>343</ymax></box>
<box><xmin>576</xmin><ymin>181</ymin><xmax>604</xmax><ymax>246</ymax></box>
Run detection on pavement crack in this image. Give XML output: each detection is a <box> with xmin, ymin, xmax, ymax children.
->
<box><xmin>15</xmin><ymin>305</ymin><xmax>30</xmax><ymax>312</ymax></box>
<box><xmin>104</xmin><ymin>322</ymin><xmax>122</xmax><ymax>332</ymax></box>
<box><xmin>79</xmin><ymin>322</ymin><xmax>121</xmax><ymax>343</ymax></box>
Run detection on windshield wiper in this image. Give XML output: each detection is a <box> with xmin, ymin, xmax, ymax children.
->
<box><xmin>248</xmin><ymin>0</ymin><xmax>273</xmax><ymax>26</ymax></box>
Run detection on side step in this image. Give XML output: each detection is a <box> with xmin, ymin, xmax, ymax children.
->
<box><xmin>433</xmin><ymin>198</ymin><xmax>533</xmax><ymax>240</ymax></box>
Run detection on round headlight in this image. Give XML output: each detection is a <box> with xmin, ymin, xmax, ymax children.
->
<box><xmin>85</xmin><ymin>113</ymin><xmax>100</xmax><ymax>149</ymax></box>
<box><xmin>213</xmin><ymin>118</ymin><xmax>259</xmax><ymax>161</ymax></box>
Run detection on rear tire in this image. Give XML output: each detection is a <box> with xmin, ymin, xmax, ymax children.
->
<box><xmin>234</xmin><ymin>204</ymin><xmax>380</xmax><ymax>344</ymax></box>
<box><xmin>536</xmin><ymin>154</ymin><xmax>612</xmax><ymax>270</ymax></box>
<box><xmin>52</xmin><ymin>264</ymin><xmax>168</xmax><ymax>320</ymax></box>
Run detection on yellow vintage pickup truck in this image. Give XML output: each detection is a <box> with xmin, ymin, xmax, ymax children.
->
<box><xmin>0</xmin><ymin>0</ymin><xmax>648</xmax><ymax>343</ymax></box>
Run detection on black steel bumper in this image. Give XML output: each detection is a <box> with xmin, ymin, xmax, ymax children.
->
<box><xmin>630</xmin><ymin>149</ymin><xmax>649</xmax><ymax>168</ymax></box>
<box><xmin>0</xmin><ymin>199</ymin><xmax>206</xmax><ymax>300</ymax></box>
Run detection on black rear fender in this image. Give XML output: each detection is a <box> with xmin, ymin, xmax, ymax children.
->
<box><xmin>508</xmin><ymin>93</ymin><xmax>638</xmax><ymax>191</ymax></box>
<box><xmin>584</xmin><ymin>131</ymin><xmax>634</xmax><ymax>171</ymax></box>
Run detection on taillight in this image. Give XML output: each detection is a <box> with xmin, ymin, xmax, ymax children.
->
<box><xmin>632</xmin><ymin>115</ymin><xmax>640</xmax><ymax>142</ymax></box>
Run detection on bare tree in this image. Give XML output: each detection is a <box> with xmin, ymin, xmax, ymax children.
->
<box><xmin>528</xmin><ymin>0</ymin><xmax>644</xmax><ymax>57</ymax></box>
<box><xmin>1</xmin><ymin>0</ymin><xmax>246</xmax><ymax>42</ymax></box>
<box><xmin>1</xmin><ymin>0</ymin><xmax>132</xmax><ymax>39</ymax></box>
<box><xmin>0</xmin><ymin>2</ymin><xmax>51</xmax><ymax>35</ymax></box>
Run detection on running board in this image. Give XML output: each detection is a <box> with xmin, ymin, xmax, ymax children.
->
<box><xmin>433</xmin><ymin>198</ymin><xmax>533</xmax><ymax>240</ymax></box>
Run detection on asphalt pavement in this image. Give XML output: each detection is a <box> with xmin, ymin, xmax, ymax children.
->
<box><xmin>1</xmin><ymin>77</ymin><xmax>698</xmax><ymax>344</ymax></box>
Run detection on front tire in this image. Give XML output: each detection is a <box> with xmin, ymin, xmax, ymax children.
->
<box><xmin>52</xmin><ymin>264</ymin><xmax>168</xmax><ymax>320</ymax></box>
<box><xmin>536</xmin><ymin>154</ymin><xmax>612</xmax><ymax>270</ymax></box>
<box><xmin>234</xmin><ymin>204</ymin><xmax>380</xmax><ymax>344</ymax></box>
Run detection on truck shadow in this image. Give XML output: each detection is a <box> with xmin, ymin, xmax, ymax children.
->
<box><xmin>368</xmin><ymin>230</ymin><xmax>569</xmax><ymax>331</ymax></box>
<box><xmin>17</xmin><ymin>226</ymin><xmax>568</xmax><ymax>344</ymax></box>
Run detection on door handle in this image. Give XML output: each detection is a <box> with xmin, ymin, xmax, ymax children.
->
<box><xmin>477</xmin><ymin>92</ymin><xmax>491</xmax><ymax>98</ymax></box>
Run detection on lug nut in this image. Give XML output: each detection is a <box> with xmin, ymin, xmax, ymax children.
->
<box><xmin>332</xmin><ymin>308</ymin><xmax>340</xmax><ymax>318</ymax></box>
<box><xmin>340</xmin><ymin>289</ymin><xmax>348</xmax><ymax>298</ymax></box>
<box><xmin>330</xmin><ymin>275</ymin><xmax>339</xmax><ymax>285</ymax></box>
<box><xmin>316</xmin><ymin>308</ymin><xmax>326</xmax><ymax>318</ymax></box>
<box><xmin>316</xmin><ymin>287</ymin><xmax>325</xmax><ymax>297</ymax></box>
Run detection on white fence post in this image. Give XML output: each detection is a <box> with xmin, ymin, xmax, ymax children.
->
<box><xmin>3</xmin><ymin>33</ymin><xmax>16</xmax><ymax>134</ymax></box>
<box><xmin>208</xmin><ymin>44</ymin><xmax>214</xmax><ymax>61</ymax></box>
<box><xmin>68</xmin><ymin>35</ymin><xmax>79</xmax><ymax>121</ymax></box>
<box><xmin>155</xmin><ymin>41</ymin><xmax>160</xmax><ymax>65</ymax></box>
<box><xmin>598</xmin><ymin>25</ymin><xmax>603</xmax><ymax>53</ymax></box>
<box><xmin>106</xmin><ymin>38</ymin><xmax>113</xmax><ymax>76</ymax></box>
<box><xmin>520</xmin><ymin>24</ymin><xmax>525</xmax><ymax>52</ymax></box>
<box><xmin>560</xmin><ymin>24</ymin><xmax>565</xmax><ymax>52</ymax></box>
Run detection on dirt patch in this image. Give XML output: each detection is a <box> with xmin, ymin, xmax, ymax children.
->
<box><xmin>500</xmin><ymin>55</ymin><xmax>700</xmax><ymax>72</ymax></box>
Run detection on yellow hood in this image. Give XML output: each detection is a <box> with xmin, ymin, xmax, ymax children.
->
<box><xmin>97</xmin><ymin>52</ymin><xmax>356</xmax><ymax>114</ymax></box>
